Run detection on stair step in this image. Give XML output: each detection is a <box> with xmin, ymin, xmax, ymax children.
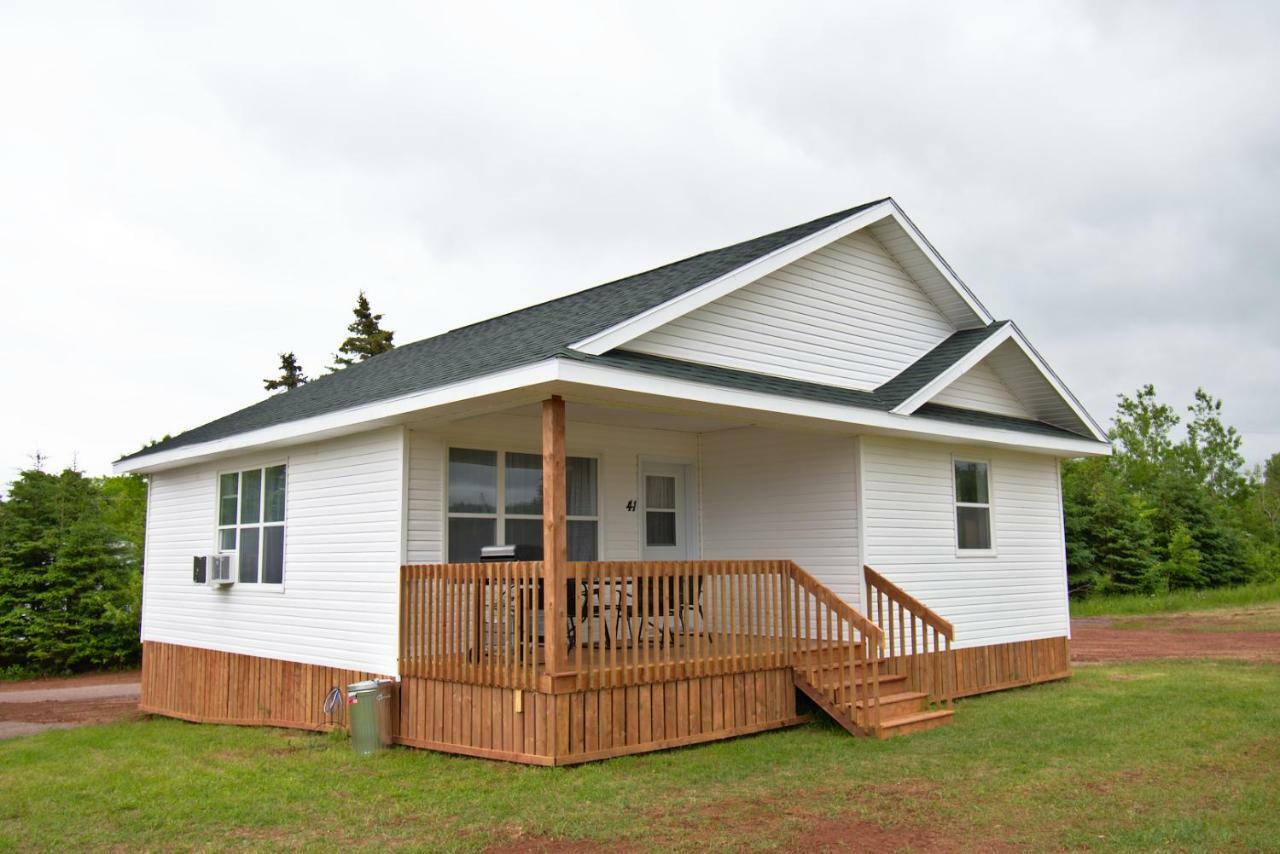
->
<box><xmin>822</xmin><ymin>672</ymin><xmax>908</xmax><ymax>693</ymax></box>
<box><xmin>852</xmin><ymin>690</ymin><xmax>928</xmax><ymax>717</ymax></box>
<box><xmin>877</xmin><ymin>709</ymin><xmax>954</xmax><ymax>739</ymax></box>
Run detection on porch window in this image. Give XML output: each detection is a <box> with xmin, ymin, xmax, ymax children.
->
<box><xmin>953</xmin><ymin>459</ymin><xmax>993</xmax><ymax>552</ymax></box>
<box><xmin>447</xmin><ymin>448</ymin><xmax>599</xmax><ymax>563</ymax></box>
<box><xmin>217</xmin><ymin>464</ymin><xmax>287</xmax><ymax>584</ymax></box>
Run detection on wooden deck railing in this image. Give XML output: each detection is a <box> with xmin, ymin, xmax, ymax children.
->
<box><xmin>400</xmin><ymin>562</ymin><xmax>544</xmax><ymax>690</ymax></box>
<box><xmin>864</xmin><ymin>565</ymin><xmax>955</xmax><ymax>708</ymax></box>
<box><xmin>567</xmin><ymin>560</ymin><xmax>795</xmax><ymax>690</ymax></box>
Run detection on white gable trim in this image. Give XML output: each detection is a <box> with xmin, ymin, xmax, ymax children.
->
<box><xmin>890</xmin><ymin>323</ymin><xmax>1109</xmax><ymax>444</ymax></box>
<box><xmin>570</xmin><ymin>200</ymin><xmax>993</xmax><ymax>356</ymax></box>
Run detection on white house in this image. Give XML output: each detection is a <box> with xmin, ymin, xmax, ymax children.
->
<box><xmin>117</xmin><ymin>198</ymin><xmax>1108</xmax><ymax>764</ymax></box>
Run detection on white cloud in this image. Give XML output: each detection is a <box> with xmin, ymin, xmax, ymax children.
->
<box><xmin>1</xmin><ymin>0</ymin><xmax>1277</xmax><ymax>490</ymax></box>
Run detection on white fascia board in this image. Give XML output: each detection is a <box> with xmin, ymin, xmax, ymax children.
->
<box><xmin>884</xmin><ymin>199</ymin><xmax>994</xmax><ymax>328</ymax></box>
<box><xmin>556</xmin><ymin>359</ymin><xmax>1111</xmax><ymax>457</ymax></box>
<box><xmin>112</xmin><ymin>360</ymin><xmax>561</xmax><ymax>475</ymax></box>
<box><xmin>1005</xmin><ymin>321</ymin><xmax>1110</xmax><ymax>443</ymax></box>
<box><xmin>890</xmin><ymin>323</ymin><xmax>1110</xmax><ymax>445</ymax></box>
<box><xmin>569</xmin><ymin>202</ymin><xmax>993</xmax><ymax>356</ymax></box>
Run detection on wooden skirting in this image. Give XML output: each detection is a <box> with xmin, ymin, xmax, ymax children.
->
<box><xmin>395</xmin><ymin>668</ymin><xmax>803</xmax><ymax>765</ymax></box>
<box><xmin>139</xmin><ymin>637</ymin><xmax>1070</xmax><ymax>763</ymax></box>
<box><xmin>139</xmin><ymin>641</ymin><xmax>382</xmax><ymax>731</ymax></box>
<box><xmin>952</xmin><ymin>636</ymin><xmax>1070</xmax><ymax>698</ymax></box>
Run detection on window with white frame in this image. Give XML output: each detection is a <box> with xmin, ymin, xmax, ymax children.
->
<box><xmin>446</xmin><ymin>448</ymin><xmax>598</xmax><ymax>563</ymax></box>
<box><xmin>953</xmin><ymin>459</ymin><xmax>993</xmax><ymax>552</ymax></box>
<box><xmin>217</xmin><ymin>465</ymin><xmax>287</xmax><ymax>584</ymax></box>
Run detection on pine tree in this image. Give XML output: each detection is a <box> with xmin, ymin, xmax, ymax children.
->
<box><xmin>1156</xmin><ymin>524</ymin><xmax>1204</xmax><ymax>590</ymax></box>
<box><xmin>331</xmin><ymin>291</ymin><xmax>395</xmax><ymax>370</ymax></box>
<box><xmin>1151</xmin><ymin>471</ymin><xmax>1248</xmax><ymax>588</ymax></box>
<box><xmin>264</xmin><ymin>352</ymin><xmax>308</xmax><ymax>392</ymax></box>
<box><xmin>1061</xmin><ymin>458</ymin><xmax>1157</xmax><ymax>596</ymax></box>
<box><xmin>0</xmin><ymin>467</ymin><xmax>142</xmax><ymax>675</ymax></box>
<box><xmin>1094</xmin><ymin>486</ymin><xmax>1158</xmax><ymax>595</ymax></box>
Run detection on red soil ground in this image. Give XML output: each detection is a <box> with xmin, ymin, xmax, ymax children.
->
<box><xmin>1070</xmin><ymin>607</ymin><xmax>1280</xmax><ymax>664</ymax></box>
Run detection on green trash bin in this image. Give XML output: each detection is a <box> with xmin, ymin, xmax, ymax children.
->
<box><xmin>347</xmin><ymin>679</ymin><xmax>395</xmax><ymax>756</ymax></box>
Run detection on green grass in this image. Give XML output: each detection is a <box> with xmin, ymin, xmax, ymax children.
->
<box><xmin>1071</xmin><ymin>579</ymin><xmax>1280</xmax><ymax>618</ymax></box>
<box><xmin>3</xmin><ymin>662</ymin><xmax>1279</xmax><ymax>851</ymax></box>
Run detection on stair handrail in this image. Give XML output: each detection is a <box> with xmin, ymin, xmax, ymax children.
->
<box><xmin>791</xmin><ymin>562</ymin><xmax>884</xmax><ymax>645</ymax></box>
<box><xmin>863</xmin><ymin>566</ymin><xmax>953</xmax><ymax>638</ymax></box>
<box><xmin>864</xmin><ymin>565</ymin><xmax>955</xmax><ymax>708</ymax></box>
<box><xmin>788</xmin><ymin>561</ymin><xmax>884</xmax><ymax>735</ymax></box>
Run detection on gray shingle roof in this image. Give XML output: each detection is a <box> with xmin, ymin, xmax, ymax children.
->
<box><xmin>121</xmin><ymin>199</ymin><xmax>1089</xmax><ymax>462</ymax></box>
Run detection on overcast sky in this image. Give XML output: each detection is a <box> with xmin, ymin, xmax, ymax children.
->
<box><xmin>2</xmin><ymin>1</ymin><xmax>1278</xmax><ymax>489</ymax></box>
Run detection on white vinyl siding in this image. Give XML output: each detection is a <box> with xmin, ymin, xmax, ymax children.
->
<box><xmin>622</xmin><ymin>229</ymin><xmax>955</xmax><ymax>391</ymax></box>
<box><xmin>405</xmin><ymin>414</ymin><xmax>698</xmax><ymax>563</ymax></box>
<box><xmin>699</xmin><ymin>428</ymin><xmax>862</xmax><ymax>610</ymax></box>
<box><xmin>140</xmin><ymin>427</ymin><xmax>405</xmax><ymax>674</ymax></box>
<box><xmin>930</xmin><ymin>360</ymin><xmax>1033</xmax><ymax>419</ymax></box>
<box><xmin>860</xmin><ymin>436</ymin><xmax>1069</xmax><ymax>648</ymax></box>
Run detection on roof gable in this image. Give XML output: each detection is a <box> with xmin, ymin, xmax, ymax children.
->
<box><xmin>893</xmin><ymin>324</ymin><xmax>1107</xmax><ymax>442</ymax></box>
<box><xmin>929</xmin><ymin>358</ymin><xmax>1032</xmax><ymax>420</ymax></box>
<box><xmin>571</xmin><ymin>199</ymin><xmax>993</xmax><ymax>356</ymax></box>
<box><xmin>618</xmin><ymin>226</ymin><xmax>957</xmax><ymax>391</ymax></box>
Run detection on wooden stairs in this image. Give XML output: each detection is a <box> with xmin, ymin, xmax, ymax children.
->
<box><xmin>783</xmin><ymin>566</ymin><xmax>959</xmax><ymax>739</ymax></box>
<box><xmin>792</xmin><ymin>644</ymin><xmax>953</xmax><ymax>738</ymax></box>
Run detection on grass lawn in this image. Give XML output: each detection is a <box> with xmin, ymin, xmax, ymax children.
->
<box><xmin>2</xmin><ymin>662</ymin><xmax>1279</xmax><ymax>851</ymax></box>
<box><xmin>1070</xmin><ymin>578</ymin><xmax>1280</xmax><ymax>619</ymax></box>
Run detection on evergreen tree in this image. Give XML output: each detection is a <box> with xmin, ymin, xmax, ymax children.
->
<box><xmin>1156</xmin><ymin>524</ymin><xmax>1205</xmax><ymax>590</ymax></box>
<box><xmin>1061</xmin><ymin>458</ymin><xmax>1157</xmax><ymax>596</ymax></box>
<box><xmin>264</xmin><ymin>352</ymin><xmax>308</xmax><ymax>392</ymax></box>
<box><xmin>1150</xmin><ymin>471</ymin><xmax>1248</xmax><ymax>588</ymax></box>
<box><xmin>1093</xmin><ymin>483</ymin><xmax>1159</xmax><ymax>595</ymax></box>
<box><xmin>331</xmin><ymin>291</ymin><xmax>395</xmax><ymax>370</ymax></box>
<box><xmin>0</xmin><ymin>467</ymin><xmax>143</xmax><ymax>675</ymax></box>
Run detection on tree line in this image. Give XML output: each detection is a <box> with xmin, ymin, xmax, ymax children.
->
<box><xmin>0</xmin><ymin>464</ymin><xmax>145</xmax><ymax>677</ymax></box>
<box><xmin>1063</xmin><ymin>385</ymin><xmax>1279</xmax><ymax>597</ymax></box>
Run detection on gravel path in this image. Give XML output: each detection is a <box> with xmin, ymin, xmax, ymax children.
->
<box><xmin>0</xmin><ymin>671</ymin><xmax>141</xmax><ymax>739</ymax></box>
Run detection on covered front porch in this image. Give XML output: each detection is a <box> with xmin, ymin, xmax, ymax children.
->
<box><xmin>393</xmin><ymin>396</ymin><xmax>959</xmax><ymax>764</ymax></box>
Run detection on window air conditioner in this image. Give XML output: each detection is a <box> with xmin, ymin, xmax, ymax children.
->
<box><xmin>194</xmin><ymin>553</ymin><xmax>234</xmax><ymax>586</ymax></box>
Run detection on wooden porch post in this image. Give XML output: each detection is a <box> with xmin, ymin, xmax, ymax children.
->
<box><xmin>542</xmin><ymin>395</ymin><xmax>569</xmax><ymax>681</ymax></box>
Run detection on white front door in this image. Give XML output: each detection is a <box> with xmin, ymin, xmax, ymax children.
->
<box><xmin>641</xmin><ymin>463</ymin><xmax>689</xmax><ymax>560</ymax></box>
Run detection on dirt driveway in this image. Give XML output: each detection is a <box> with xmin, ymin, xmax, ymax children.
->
<box><xmin>1071</xmin><ymin>604</ymin><xmax>1280</xmax><ymax>664</ymax></box>
<box><xmin>0</xmin><ymin>670</ymin><xmax>141</xmax><ymax>739</ymax></box>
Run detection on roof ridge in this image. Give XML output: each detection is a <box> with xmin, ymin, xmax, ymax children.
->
<box><xmin>435</xmin><ymin>198</ymin><xmax>891</xmax><ymax>340</ymax></box>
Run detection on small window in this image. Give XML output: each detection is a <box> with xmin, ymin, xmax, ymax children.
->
<box><xmin>446</xmin><ymin>448</ymin><xmax>599</xmax><ymax>562</ymax></box>
<box><xmin>217</xmin><ymin>464</ymin><xmax>287</xmax><ymax>584</ymax></box>
<box><xmin>953</xmin><ymin>459</ymin><xmax>992</xmax><ymax>552</ymax></box>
